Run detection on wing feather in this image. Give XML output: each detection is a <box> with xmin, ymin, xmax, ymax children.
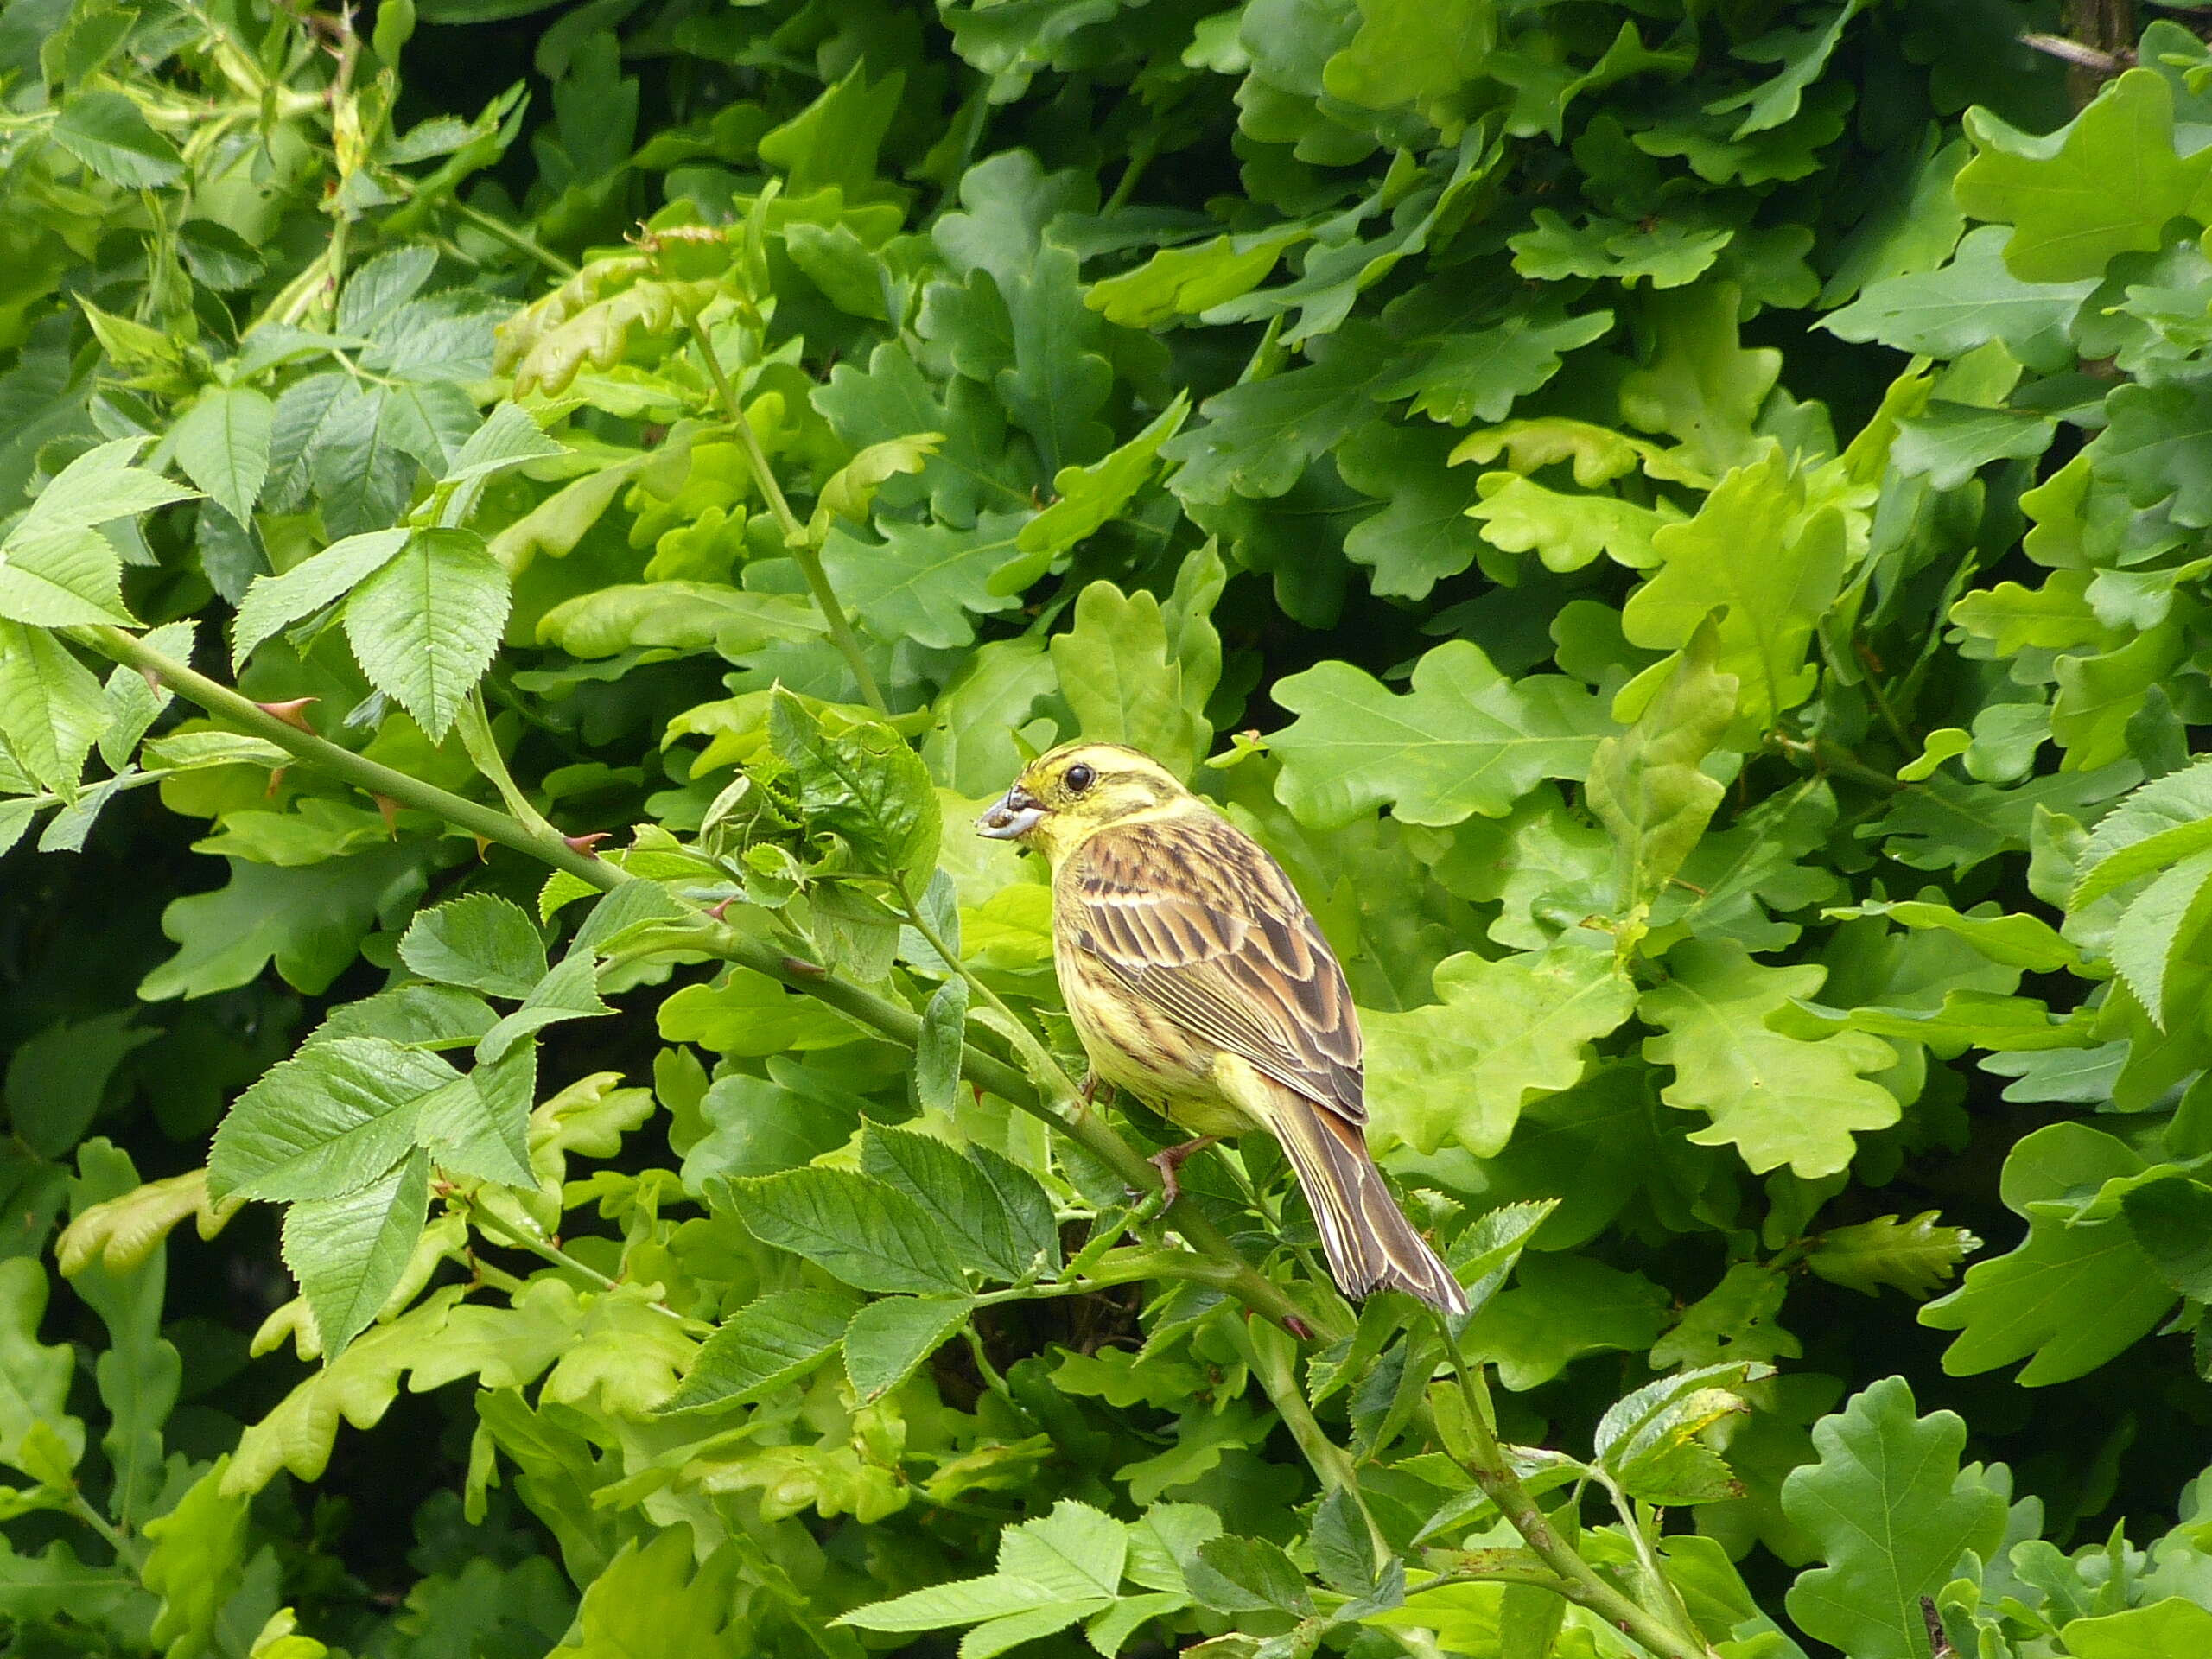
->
<box><xmin>1063</xmin><ymin>815</ymin><xmax>1364</xmax><ymax>1123</ymax></box>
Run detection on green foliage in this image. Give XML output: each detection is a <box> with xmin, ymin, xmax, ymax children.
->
<box><xmin>10</xmin><ymin>3</ymin><xmax>2212</xmax><ymax>1657</ymax></box>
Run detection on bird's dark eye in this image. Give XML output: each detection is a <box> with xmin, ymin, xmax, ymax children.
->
<box><xmin>1065</xmin><ymin>763</ymin><xmax>1096</xmax><ymax>794</ymax></box>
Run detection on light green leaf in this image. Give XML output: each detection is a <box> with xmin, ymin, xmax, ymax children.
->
<box><xmin>1367</xmin><ymin>949</ymin><xmax>1637</xmax><ymax>1157</ymax></box>
<box><xmin>231</xmin><ymin>529</ymin><xmax>410</xmax><ymax>666</ymax></box>
<box><xmin>536</xmin><ymin>582</ymin><xmax>823</xmax><ymax>658</ymax></box>
<box><xmin>0</xmin><ymin>621</ymin><xmax>114</xmax><ymax>798</ymax></box>
<box><xmin>1463</xmin><ymin>472</ymin><xmax>1676</xmax><ymax>575</ymax></box>
<box><xmin>1322</xmin><ymin>0</ymin><xmax>1493</xmax><ymax>134</ymax></box>
<box><xmin>2107</xmin><ymin>849</ymin><xmax>2212</xmax><ymax>1026</ymax></box>
<box><xmin>139</xmin><ymin>1459</ymin><xmax>249</xmax><ymax>1659</ymax></box>
<box><xmin>1019</xmin><ymin>395</ymin><xmax>1188</xmax><ymax>556</ymax></box>
<box><xmin>172</xmin><ymin>386</ymin><xmax>274</xmax><ymax>530</ymax></box>
<box><xmin>0</xmin><ymin>1259</ymin><xmax>84</xmax><ymax>1480</ymax></box>
<box><xmin>1048</xmin><ymin>549</ymin><xmax>1222</xmax><ymax>779</ymax></box>
<box><xmin>207</xmin><ymin>1037</ymin><xmax>458</xmax><ymax>1202</ymax></box>
<box><xmin>474</xmin><ymin>952</ymin><xmax>611</xmax><ymax>1065</ymax></box>
<box><xmin>0</xmin><ymin>524</ymin><xmax>132</xmax><ymax>627</ymax></box>
<box><xmin>2074</xmin><ymin>760</ymin><xmax>2212</xmax><ymax>907</ymax></box>
<box><xmin>1621</xmin><ymin>449</ymin><xmax>1846</xmax><ymax>736</ymax></box>
<box><xmin>281</xmin><ymin>1148</ymin><xmax>429</xmax><ymax>1358</ymax></box>
<box><xmin>1955</xmin><ymin>68</ymin><xmax>2212</xmax><ymax>283</ymax></box>
<box><xmin>1272</xmin><ymin>639</ymin><xmax>1611</xmax><ymax>830</ymax></box>
<box><xmin>1806</xmin><ymin>1212</ymin><xmax>1982</xmax><ymax>1300</ymax></box>
<box><xmin>2063</xmin><ymin>1600</ymin><xmax>2212</xmax><ymax>1659</ymax></box>
<box><xmin>658</xmin><ymin>1288</ymin><xmax>857</xmax><ymax>1413</ymax></box>
<box><xmin>843</xmin><ymin>1295</ymin><xmax>974</xmax><ymax>1402</ymax></box>
<box><xmin>414</xmin><ymin>1047</ymin><xmax>536</xmax><ymax>1187</ymax></box>
<box><xmin>814</xmin><ymin>434</ymin><xmax>944</xmax><ymax>528</ymax></box>
<box><xmin>343</xmin><ymin>526</ymin><xmax>509</xmax><ymax>741</ymax></box>
<box><xmin>398</xmin><ymin>893</ymin><xmax>548</xmax><ymax>1000</ymax></box>
<box><xmin>1641</xmin><ymin>938</ymin><xmax>1900</xmax><ymax>1179</ymax></box>
<box><xmin>441</xmin><ymin>402</ymin><xmax>566</xmax><ymax>484</ymax></box>
<box><xmin>1617</xmin><ymin>284</ymin><xmax>1781</xmax><ymax>474</ymax></box>
<box><xmin>1586</xmin><ymin>616</ymin><xmax>1738</xmax><ymax>916</ymax></box>
<box><xmin>1780</xmin><ymin>1376</ymin><xmax>2007</xmax><ymax>1659</ymax></box>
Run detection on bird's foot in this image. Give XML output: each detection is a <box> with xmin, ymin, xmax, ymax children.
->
<box><xmin>1078</xmin><ymin>1072</ymin><xmax>1117</xmax><ymax>1109</ymax></box>
<box><xmin>1147</xmin><ymin>1135</ymin><xmax>1221</xmax><ymax>1208</ymax></box>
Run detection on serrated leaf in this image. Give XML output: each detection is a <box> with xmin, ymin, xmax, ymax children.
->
<box><xmin>441</xmin><ymin>402</ymin><xmax>566</xmax><ymax>484</ymax></box>
<box><xmin>342</xmin><ymin>526</ymin><xmax>510</xmax><ymax>741</ymax></box>
<box><xmin>861</xmin><ymin>1124</ymin><xmax>1052</xmax><ymax>1282</ymax></box>
<box><xmin>282</xmin><ymin>1149</ymin><xmax>429</xmax><ymax>1358</ymax></box>
<box><xmin>912</xmin><ymin>976</ymin><xmax>969</xmax><ymax>1116</ymax></box>
<box><xmin>729</xmin><ymin>1166</ymin><xmax>971</xmax><ymax>1294</ymax></box>
<box><xmin>474</xmin><ymin>952</ymin><xmax>611</xmax><ymax>1065</ymax></box>
<box><xmin>1272</xmin><ymin>639</ymin><xmax>1611</xmax><ymax>830</ymax></box>
<box><xmin>843</xmin><ymin>1295</ymin><xmax>974</xmax><ymax>1402</ymax></box>
<box><xmin>231</xmin><ymin>529</ymin><xmax>410</xmax><ymax>666</ymax></box>
<box><xmin>0</xmin><ymin>621</ymin><xmax>111</xmax><ymax>798</ymax></box>
<box><xmin>766</xmin><ymin>689</ymin><xmax>941</xmax><ymax>880</ymax></box>
<box><xmin>658</xmin><ymin>1288</ymin><xmax>856</xmax><ymax>1413</ymax></box>
<box><xmin>398</xmin><ymin>893</ymin><xmax>548</xmax><ymax>1000</ymax></box>
<box><xmin>171</xmin><ymin>386</ymin><xmax>274</xmax><ymax>530</ymax></box>
<box><xmin>50</xmin><ymin>91</ymin><xmax>184</xmax><ymax>187</ymax></box>
<box><xmin>207</xmin><ymin>1037</ymin><xmax>458</xmax><ymax>1203</ymax></box>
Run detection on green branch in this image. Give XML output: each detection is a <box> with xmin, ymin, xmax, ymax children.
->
<box><xmin>1430</xmin><ymin>1310</ymin><xmax>1714</xmax><ymax>1659</ymax></box>
<box><xmin>73</xmin><ymin>627</ymin><xmax>1340</xmax><ymax>1344</ymax></box>
<box><xmin>664</xmin><ymin>283</ymin><xmax>889</xmax><ymax>715</ymax></box>
<box><xmin>74</xmin><ymin>628</ymin><xmax>618</xmax><ymax>893</ymax></box>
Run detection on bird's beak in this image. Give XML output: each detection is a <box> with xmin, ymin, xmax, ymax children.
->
<box><xmin>976</xmin><ymin>785</ymin><xmax>1045</xmax><ymax>840</ymax></box>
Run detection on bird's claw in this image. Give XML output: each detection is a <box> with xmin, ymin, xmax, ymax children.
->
<box><xmin>1147</xmin><ymin>1135</ymin><xmax>1220</xmax><ymax>1209</ymax></box>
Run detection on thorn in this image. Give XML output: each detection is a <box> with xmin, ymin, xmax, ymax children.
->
<box><xmin>264</xmin><ymin>766</ymin><xmax>286</xmax><ymax>798</ymax></box>
<box><xmin>563</xmin><ymin>831</ymin><xmax>611</xmax><ymax>856</ymax></box>
<box><xmin>1281</xmin><ymin>1313</ymin><xmax>1315</xmax><ymax>1342</ymax></box>
<box><xmin>372</xmin><ymin>794</ymin><xmax>400</xmax><ymax>835</ymax></box>
<box><xmin>706</xmin><ymin>898</ymin><xmax>734</xmax><ymax>922</ymax></box>
<box><xmin>255</xmin><ymin>696</ymin><xmax>318</xmax><ymax>732</ymax></box>
<box><xmin>138</xmin><ymin>666</ymin><xmax>162</xmax><ymax>695</ymax></box>
<box><xmin>780</xmin><ymin>954</ymin><xmax>828</xmax><ymax>979</ymax></box>
<box><xmin>473</xmin><ymin>835</ymin><xmax>493</xmax><ymax>861</ymax></box>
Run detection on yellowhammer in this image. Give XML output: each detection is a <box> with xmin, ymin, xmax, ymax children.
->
<box><xmin>978</xmin><ymin>742</ymin><xmax>1468</xmax><ymax>1314</ymax></box>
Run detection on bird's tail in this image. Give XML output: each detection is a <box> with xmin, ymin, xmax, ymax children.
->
<box><xmin>1262</xmin><ymin>1088</ymin><xmax>1469</xmax><ymax>1317</ymax></box>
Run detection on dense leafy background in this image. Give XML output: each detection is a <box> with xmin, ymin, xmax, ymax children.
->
<box><xmin>10</xmin><ymin>0</ymin><xmax>2212</xmax><ymax>1655</ymax></box>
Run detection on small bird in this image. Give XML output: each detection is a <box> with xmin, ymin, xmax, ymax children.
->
<box><xmin>977</xmin><ymin>742</ymin><xmax>1469</xmax><ymax>1315</ymax></box>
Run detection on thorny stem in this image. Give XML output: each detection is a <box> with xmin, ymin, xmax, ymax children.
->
<box><xmin>1428</xmin><ymin>1310</ymin><xmax>1714</xmax><ymax>1659</ymax></box>
<box><xmin>75</xmin><ymin>628</ymin><xmax>1340</xmax><ymax>1343</ymax></box>
<box><xmin>1231</xmin><ymin>1318</ymin><xmax>1391</xmax><ymax>1572</ymax></box>
<box><xmin>667</xmin><ymin>286</ymin><xmax>889</xmax><ymax>715</ymax></box>
<box><xmin>73</xmin><ymin>629</ymin><xmax>617</xmax><ymax>893</ymax></box>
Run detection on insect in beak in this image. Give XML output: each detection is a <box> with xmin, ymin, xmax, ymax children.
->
<box><xmin>976</xmin><ymin>786</ymin><xmax>1045</xmax><ymax>840</ymax></box>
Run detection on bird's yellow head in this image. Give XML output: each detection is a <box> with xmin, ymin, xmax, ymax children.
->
<box><xmin>976</xmin><ymin>743</ymin><xmax>1186</xmax><ymax>863</ymax></box>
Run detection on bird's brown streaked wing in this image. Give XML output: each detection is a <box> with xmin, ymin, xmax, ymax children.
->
<box><xmin>1065</xmin><ymin>816</ymin><xmax>1364</xmax><ymax>1122</ymax></box>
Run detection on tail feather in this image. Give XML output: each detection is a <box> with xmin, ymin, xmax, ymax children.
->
<box><xmin>1262</xmin><ymin>1089</ymin><xmax>1468</xmax><ymax>1317</ymax></box>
